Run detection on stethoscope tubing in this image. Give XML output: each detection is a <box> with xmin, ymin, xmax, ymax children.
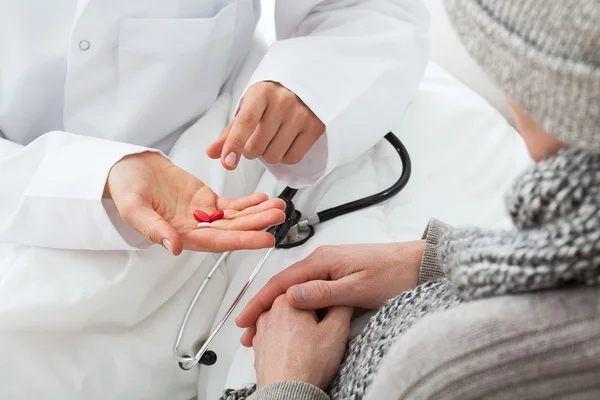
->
<box><xmin>175</xmin><ymin>248</ymin><xmax>274</xmax><ymax>370</ymax></box>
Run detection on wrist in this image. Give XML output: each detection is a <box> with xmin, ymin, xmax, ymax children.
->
<box><xmin>394</xmin><ymin>240</ymin><xmax>425</xmax><ymax>289</ymax></box>
<box><xmin>102</xmin><ymin>151</ymin><xmax>166</xmax><ymax>200</ymax></box>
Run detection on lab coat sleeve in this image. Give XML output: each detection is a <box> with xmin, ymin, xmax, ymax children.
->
<box><xmin>243</xmin><ymin>0</ymin><xmax>430</xmax><ymax>188</ymax></box>
<box><xmin>0</xmin><ymin>131</ymin><xmax>157</xmax><ymax>250</ymax></box>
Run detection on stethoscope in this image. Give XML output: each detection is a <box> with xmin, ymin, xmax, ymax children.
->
<box><xmin>174</xmin><ymin>132</ymin><xmax>411</xmax><ymax>370</ymax></box>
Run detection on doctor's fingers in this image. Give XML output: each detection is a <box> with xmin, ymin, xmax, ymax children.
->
<box><xmin>215</xmin><ymin>192</ymin><xmax>270</xmax><ymax>212</ymax></box>
<box><xmin>262</xmin><ymin>103</ymin><xmax>317</xmax><ymax>165</ymax></box>
<box><xmin>120</xmin><ymin>200</ymin><xmax>183</xmax><ymax>256</ymax></box>
<box><xmin>206</xmin><ymin>124</ymin><xmax>231</xmax><ymax>160</ymax></box>
<box><xmin>182</xmin><ymin>230</ymin><xmax>276</xmax><ymax>252</ymax></box>
<box><xmin>220</xmin><ymin>87</ymin><xmax>270</xmax><ymax>169</ymax></box>
<box><xmin>209</xmin><ymin>208</ymin><xmax>285</xmax><ymax>232</ymax></box>
<box><xmin>261</xmin><ymin>120</ymin><xmax>302</xmax><ymax>165</ymax></box>
<box><xmin>221</xmin><ymin>198</ymin><xmax>287</xmax><ymax>220</ymax></box>
<box><xmin>242</xmin><ymin>104</ymin><xmax>285</xmax><ymax>160</ymax></box>
<box><xmin>281</xmin><ymin>122</ymin><xmax>325</xmax><ymax>165</ymax></box>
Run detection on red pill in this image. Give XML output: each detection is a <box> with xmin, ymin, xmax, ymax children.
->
<box><xmin>193</xmin><ymin>210</ymin><xmax>211</xmax><ymax>223</ymax></box>
<box><xmin>209</xmin><ymin>210</ymin><xmax>225</xmax><ymax>222</ymax></box>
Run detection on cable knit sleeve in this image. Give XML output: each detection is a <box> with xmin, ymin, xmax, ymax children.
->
<box><xmin>247</xmin><ymin>382</ymin><xmax>330</xmax><ymax>400</ymax></box>
<box><xmin>418</xmin><ymin>218</ymin><xmax>453</xmax><ymax>285</ymax></box>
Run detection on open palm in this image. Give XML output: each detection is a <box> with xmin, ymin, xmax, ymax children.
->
<box><xmin>105</xmin><ymin>152</ymin><xmax>286</xmax><ymax>255</ymax></box>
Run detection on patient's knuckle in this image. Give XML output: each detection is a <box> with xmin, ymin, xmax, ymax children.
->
<box><xmin>313</xmin><ymin>245</ymin><xmax>332</xmax><ymax>257</ymax></box>
<box><xmin>256</xmin><ymin>314</ymin><xmax>267</xmax><ymax>331</ymax></box>
<box><xmin>272</xmin><ymin>294</ymin><xmax>287</xmax><ymax>309</ymax></box>
<box><xmin>314</xmin><ymin>280</ymin><xmax>333</xmax><ymax>300</ymax></box>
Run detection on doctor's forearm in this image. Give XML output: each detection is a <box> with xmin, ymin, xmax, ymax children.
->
<box><xmin>0</xmin><ymin>131</ymin><xmax>153</xmax><ymax>250</ymax></box>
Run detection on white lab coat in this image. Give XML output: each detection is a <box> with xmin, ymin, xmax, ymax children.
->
<box><xmin>0</xmin><ymin>0</ymin><xmax>429</xmax><ymax>252</ymax></box>
<box><xmin>0</xmin><ymin>0</ymin><xmax>429</xmax><ymax>398</ymax></box>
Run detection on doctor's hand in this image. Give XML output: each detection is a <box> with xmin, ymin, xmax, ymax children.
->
<box><xmin>252</xmin><ymin>295</ymin><xmax>352</xmax><ymax>391</ymax></box>
<box><xmin>206</xmin><ymin>81</ymin><xmax>325</xmax><ymax>169</ymax></box>
<box><xmin>236</xmin><ymin>241</ymin><xmax>424</xmax><ymax>346</ymax></box>
<box><xmin>104</xmin><ymin>152</ymin><xmax>286</xmax><ymax>255</ymax></box>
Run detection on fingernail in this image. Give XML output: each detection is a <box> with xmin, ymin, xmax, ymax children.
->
<box><xmin>292</xmin><ymin>286</ymin><xmax>306</xmax><ymax>303</ymax></box>
<box><xmin>162</xmin><ymin>239</ymin><xmax>172</xmax><ymax>252</ymax></box>
<box><xmin>224</xmin><ymin>152</ymin><xmax>237</xmax><ymax>168</ymax></box>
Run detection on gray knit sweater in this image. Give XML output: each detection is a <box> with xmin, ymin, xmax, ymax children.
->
<box><xmin>221</xmin><ymin>148</ymin><xmax>600</xmax><ymax>400</ymax></box>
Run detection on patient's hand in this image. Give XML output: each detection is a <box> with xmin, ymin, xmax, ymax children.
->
<box><xmin>237</xmin><ymin>241</ymin><xmax>424</xmax><ymax>346</ymax></box>
<box><xmin>252</xmin><ymin>295</ymin><xmax>352</xmax><ymax>391</ymax></box>
<box><xmin>206</xmin><ymin>81</ymin><xmax>325</xmax><ymax>168</ymax></box>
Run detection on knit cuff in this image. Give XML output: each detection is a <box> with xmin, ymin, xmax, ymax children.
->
<box><xmin>418</xmin><ymin>218</ymin><xmax>452</xmax><ymax>285</ymax></box>
<box><xmin>248</xmin><ymin>382</ymin><xmax>330</xmax><ymax>400</ymax></box>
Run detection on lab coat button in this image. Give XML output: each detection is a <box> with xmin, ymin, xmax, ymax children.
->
<box><xmin>79</xmin><ymin>40</ymin><xmax>91</xmax><ymax>51</ymax></box>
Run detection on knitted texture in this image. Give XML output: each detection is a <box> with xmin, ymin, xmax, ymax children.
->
<box><xmin>327</xmin><ymin>280</ymin><xmax>461</xmax><ymax>400</ymax></box>
<box><xmin>223</xmin><ymin>148</ymin><xmax>600</xmax><ymax>400</ymax></box>
<box><xmin>221</xmin><ymin>385</ymin><xmax>256</xmax><ymax>400</ymax></box>
<box><xmin>441</xmin><ymin>148</ymin><xmax>600</xmax><ymax>301</ymax></box>
<box><xmin>444</xmin><ymin>0</ymin><xmax>600</xmax><ymax>151</ymax></box>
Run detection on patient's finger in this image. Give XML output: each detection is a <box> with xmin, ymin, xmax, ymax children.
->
<box><xmin>288</xmin><ymin>278</ymin><xmax>356</xmax><ymax>310</ymax></box>
<box><xmin>183</xmin><ymin>230</ymin><xmax>276</xmax><ymax>252</ymax></box>
<box><xmin>235</xmin><ymin>256</ymin><xmax>331</xmax><ymax>327</ymax></box>
<box><xmin>240</xmin><ymin>325</ymin><xmax>256</xmax><ymax>348</ymax></box>
<box><xmin>320</xmin><ymin>306</ymin><xmax>353</xmax><ymax>336</ymax></box>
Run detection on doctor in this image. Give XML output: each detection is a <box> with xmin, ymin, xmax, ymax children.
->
<box><xmin>0</xmin><ymin>0</ymin><xmax>429</xmax><ymax>397</ymax></box>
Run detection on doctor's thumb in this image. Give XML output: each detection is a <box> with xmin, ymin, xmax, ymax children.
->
<box><xmin>287</xmin><ymin>280</ymin><xmax>346</xmax><ymax>310</ymax></box>
<box><xmin>123</xmin><ymin>206</ymin><xmax>183</xmax><ymax>256</ymax></box>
